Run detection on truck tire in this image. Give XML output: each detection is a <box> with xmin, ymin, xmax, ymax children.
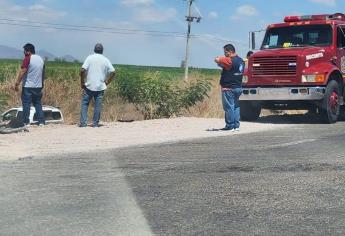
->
<box><xmin>320</xmin><ymin>80</ymin><xmax>340</xmax><ymax>123</ymax></box>
<box><xmin>240</xmin><ymin>101</ymin><xmax>262</xmax><ymax>121</ymax></box>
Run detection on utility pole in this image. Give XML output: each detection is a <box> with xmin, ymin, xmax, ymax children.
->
<box><xmin>184</xmin><ymin>0</ymin><xmax>201</xmax><ymax>81</ymax></box>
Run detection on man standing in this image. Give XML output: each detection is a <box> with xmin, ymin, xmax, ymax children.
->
<box><xmin>215</xmin><ymin>44</ymin><xmax>244</xmax><ymax>131</ymax></box>
<box><xmin>79</xmin><ymin>43</ymin><xmax>115</xmax><ymax>127</ymax></box>
<box><xmin>245</xmin><ymin>50</ymin><xmax>254</xmax><ymax>68</ymax></box>
<box><xmin>15</xmin><ymin>43</ymin><xmax>45</xmax><ymax>126</ymax></box>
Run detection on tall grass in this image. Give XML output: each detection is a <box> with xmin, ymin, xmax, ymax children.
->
<box><xmin>184</xmin><ymin>77</ymin><xmax>223</xmax><ymax>118</ymax></box>
<box><xmin>0</xmin><ymin>65</ymin><xmax>142</xmax><ymax>124</ymax></box>
<box><xmin>0</xmin><ymin>60</ymin><xmax>224</xmax><ymax>124</ymax></box>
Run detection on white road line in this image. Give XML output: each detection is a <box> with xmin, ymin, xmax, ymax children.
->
<box><xmin>267</xmin><ymin>139</ymin><xmax>316</xmax><ymax>149</ymax></box>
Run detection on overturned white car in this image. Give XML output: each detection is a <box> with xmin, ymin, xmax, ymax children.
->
<box><xmin>1</xmin><ymin>106</ymin><xmax>64</xmax><ymax>124</ymax></box>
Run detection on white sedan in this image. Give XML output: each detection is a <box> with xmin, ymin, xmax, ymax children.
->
<box><xmin>1</xmin><ymin>106</ymin><xmax>64</xmax><ymax>124</ymax></box>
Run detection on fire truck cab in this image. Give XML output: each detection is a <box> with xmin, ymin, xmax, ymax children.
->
<box><xmin>242</xmin><ymin>13</ymin><xmax>345</xmax><ymax>123</ymax></box>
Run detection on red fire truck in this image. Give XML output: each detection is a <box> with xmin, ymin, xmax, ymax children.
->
<box><xmin>241</xmin><ymin>13</ymin><xmax>345</xmax><ymax>123</ymax></box>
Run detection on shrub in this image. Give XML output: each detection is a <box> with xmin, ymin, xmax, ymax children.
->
<box><xmin>116</xmin><ymin>72</ymin><xmax>211</xmax><ymax>119</ymax></box>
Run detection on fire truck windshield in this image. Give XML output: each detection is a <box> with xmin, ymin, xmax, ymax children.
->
<box><xmin>261</xmin><ymin>24</ymin><xmax>332</xmax><ymax>49</ymax></box>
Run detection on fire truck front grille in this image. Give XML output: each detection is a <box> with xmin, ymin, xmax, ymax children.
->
<box><xmin>252</xmin><ymin>56</ymin><xmax>297</xmax><ymax>76</ymax></box>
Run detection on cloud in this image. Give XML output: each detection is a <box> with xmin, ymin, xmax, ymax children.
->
<box><xmin>237</xmin><ymin>5</ymin><xmax>259</xmax><ymax>17</ymax></box>
<box><xmin>0</xmin><ymin>0</ymin><xmax>66</xmax><ymax>21</ymax></box>
<box><xmin>121</xmin><ymin>0</ymin><xmax>154</xmax><ymax>7</ymax></box>
<box><xmin>0</xmin><ymin>0</ymin><xmax>66</xmax><ymax>35</ymax></box>
<box><xmin>134</xmin><ymin>7</ymin><xmax>177</xmax><ymax>23</ymax></box>
<box><xmin>308</xmin><ymin>0</ymin><xmax>336</xmax><ymax>7</ymax></box>
<box><xmin>231</xmin><ymin>4</ymin><xmax>259</xmax><ymax>21</ymax></box>
<box><xmin>208</xmin><ymin>11</ymin><xmax>218</xmax><ymax>19</ymax></box>
<box><xmin>120</xmin><ymin>0</ymin><xmax>176</xmax><ymax>23</ymax></box>
<box><xmin>29</xmin><ymin>4</ymin><xmax>66</xmax><ymax>19</ymax></box>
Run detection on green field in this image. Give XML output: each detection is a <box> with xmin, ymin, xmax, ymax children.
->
<box><xmin>0</xmin><ymin>59</ymin><xmax>219</xmax><ymax>82</ymax></box>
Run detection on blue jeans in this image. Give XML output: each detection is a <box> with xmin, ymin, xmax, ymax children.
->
<box><xmin>222</xmin><ymin>88</ymin><xmax>242</xmax><ymax>129</ymax></box>
<box><xmin>80</xmin><ymin>88</ymin><xmax>104</xmax><ymax>126</ymax></box>
<box><xmin>21</xmin><ymin>87</ymin><xmax>45</xmax><ymax>125</ymax></box>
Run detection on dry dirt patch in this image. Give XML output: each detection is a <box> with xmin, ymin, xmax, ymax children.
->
<box><xmin>0</xmin><ymin>117</ymin><xmax>292</xmax><ymax>161</ymax></box>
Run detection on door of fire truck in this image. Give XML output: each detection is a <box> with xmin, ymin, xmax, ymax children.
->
<box><xmin>331</xmin><ymin>25</ymin><xmax>345</xmax><ymax>121</ymax></box>
<box><xmin>337</xmin><ymin>26</ymin><xmax>345</xmax><ymax>78</ymax></box>
<box><xmin>336</xmin><ymin>26</ymin><xmax>345</xmax><ymax>102</ymax></box>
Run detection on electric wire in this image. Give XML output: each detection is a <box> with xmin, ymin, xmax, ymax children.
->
<box><xmin>0</xmin><ymin>18</ymin><xmax>183</xmax><ymax>35</ymax></box>
<box><xmin>0</xmin><ymin>21</ymin><xmax>186</xmax><ymax>37</ymax></box>
<box><xmin>0</xmin><ymin>18</ymin><xmax>246</xmax><ymax>45</ymax></box>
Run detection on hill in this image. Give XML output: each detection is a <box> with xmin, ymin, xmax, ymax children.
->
<box><xmin>0</xmin><ymin>45</ymin><xmax>23</xmax><ymax>59</ymax></box>
<box><xmin>0</xmin><ymin>45</ymin><xmax>79</xmax><ymax>62</ymax></box>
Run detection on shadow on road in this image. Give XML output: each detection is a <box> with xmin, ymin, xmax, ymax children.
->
<box><xmin>255</xmin><ymin>113</ymin><xmax>328</xmax><ymax>124</ymax></box>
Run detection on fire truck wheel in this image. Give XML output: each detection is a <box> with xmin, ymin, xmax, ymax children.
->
<box><xmin>320</xmin><ymin>80</ymin><xmax>340</xmax><ymax>123</ymax></box>
<box><xmin>240</xmin><ymin>101</ymin><xmax>262</xmax><ymax>121</ymax></box>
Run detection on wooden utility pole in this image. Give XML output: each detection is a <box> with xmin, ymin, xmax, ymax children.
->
<box><xmin>184</xmin><ymin>0</ymin><xmax>201</xmax><ymax>81</ymax></box>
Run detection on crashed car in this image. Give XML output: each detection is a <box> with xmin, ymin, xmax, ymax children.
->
<box><xmin>1</xmin><ymin>106</ymin><xmax>64</xmax><ymax>124</ymax></box>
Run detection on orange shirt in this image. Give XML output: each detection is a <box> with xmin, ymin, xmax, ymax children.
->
<box><xmin>217</xmin><ymin>56</ymin><xmax>232</xmax><ymax>70</ymax></box>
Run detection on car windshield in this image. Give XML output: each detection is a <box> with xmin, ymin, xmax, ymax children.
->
<box><xmin>261</xmin><ymin>24</ymin><xmax>332</xmax><ymax>49</ymax></box>
<box><xmin>2</xmin><ymin>110</ymin><xmax>17</xmax><ymax>121</ymax></box>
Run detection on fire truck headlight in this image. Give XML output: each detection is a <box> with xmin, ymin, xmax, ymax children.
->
<box><xmin>302</xmin><ymin>74</ymin><xmax>325</xmax><ymax>83</ymax></box>
<box><xmin>242</xmin><ymin>75</ymin><xmax>248</xmax><ymax>83</ymax></box>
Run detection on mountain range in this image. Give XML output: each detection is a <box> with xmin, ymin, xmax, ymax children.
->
<box><xmin>0</xmin><ymin>45</ymin><xmax>79</xmax><ymax>62</ymax></box>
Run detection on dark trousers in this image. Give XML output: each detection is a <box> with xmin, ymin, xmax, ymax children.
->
<box><xmin>21</xmin><ymin>87</ymin><xmax>45</xmax><ymax>125</ymax></box>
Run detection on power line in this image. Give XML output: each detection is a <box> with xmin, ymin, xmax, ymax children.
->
<box><xmin>193</xmin><ymin>2</ymin><xmax>203</xmax><ymax>18</ymax></box>
<box><xmin>0</xmin><ymin>18</ymin><xmax>183</xmax><ymax>35</ymax></box>
<box><xmin>0</xmin><ymin>21</ymin><xmax>187</xmax><ymax>38</ymax></box>
<box><xmin>193</xmin><ymin>34</ymin><xmax>248</xmax><ymax>46</ymax></box>
<box><xmin>0</xmin><ymin>18</ymin><xmax>244</xmax><ymax>45</ymax></box>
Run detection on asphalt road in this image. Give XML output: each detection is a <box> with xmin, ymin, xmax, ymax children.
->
<box><xmin>2</xmin><ymin>116</ymin><xmax>345</xmax><ymax>235</ymax></box>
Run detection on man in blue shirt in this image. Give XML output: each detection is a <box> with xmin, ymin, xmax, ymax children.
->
<box><xmin>215</xmin><ymin>44</ymin><xmax>244</xmax><ymax>131</ymax></box>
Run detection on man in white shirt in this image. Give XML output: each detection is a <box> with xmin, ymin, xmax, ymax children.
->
<box><xmin>79</xmin><ymin>43</ymin><xmax>115</xmax><ymax>127</ymax></box>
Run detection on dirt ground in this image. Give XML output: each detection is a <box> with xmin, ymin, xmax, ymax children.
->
<box><xmin>0</xmin><ymin>117</ymin><xmax>292</xmax><ymax>161</ymax></box>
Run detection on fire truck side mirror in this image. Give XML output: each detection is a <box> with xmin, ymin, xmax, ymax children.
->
<box><xmin>251</xmin><ymin>32</ymin><xmax>256</xmax><ymax>50</ymax></box>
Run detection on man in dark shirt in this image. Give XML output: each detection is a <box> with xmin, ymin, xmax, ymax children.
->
<box><xmin>215</xmin><ymin>44</ymin><xmax>244</xmax><ymax>131</ymax></box>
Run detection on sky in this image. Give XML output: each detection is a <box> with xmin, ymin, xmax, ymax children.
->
<box><xmin>0</xmin><ymin>0</ymin><xmax>344</xmax><ymax>68</ymax></box>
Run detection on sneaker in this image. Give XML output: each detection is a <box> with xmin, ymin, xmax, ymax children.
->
<box><xmin>235</xmin><ymin>128</ymin><xmax>240</xmax><ymax>132</ymax></box>
<box><xmin>78</xmin><ymin>124</ymin><xmax>87</xmax><ymax>128</ymax></box>
<box><xmin>38</xmin><ymin>123</ymin><xmax>45</xmax><ymax>127</ymax></box>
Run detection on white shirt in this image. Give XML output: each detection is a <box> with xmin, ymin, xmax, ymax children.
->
<box><xmin>23</xmin><ymin>54</ymin><xmax>44</xmax><ymax>88</ymax></box>
<box><xmin>82</xmin><ymin>53</ymin><xmax>115</xmax><ymax>91</ymax></box>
